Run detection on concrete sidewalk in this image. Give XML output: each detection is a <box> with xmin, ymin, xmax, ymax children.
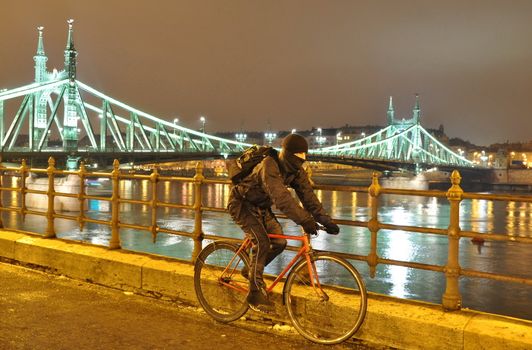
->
<box><xmin>1</xmin><ymin>261</ymin><xmax>386</xmax><ymax>350</ymax></box>
<box><xmin>1</xmin><ymin>229</ymin><xmax>531</xmax><ymax>349</ymax></box>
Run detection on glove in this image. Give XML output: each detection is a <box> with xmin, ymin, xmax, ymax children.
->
<box><xmin>301</xmin><ymin>218</ymin><xmax>318</xmax><ymax>236</ymax></box>
<box><xmin>324</xmin><ymin>221</ymin><xmax>340</xmax><ymax>235</ymax></box>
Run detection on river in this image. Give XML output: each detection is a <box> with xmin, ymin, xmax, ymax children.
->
<box><xmin>1</xmin><ymin>175</ymin><xmax>531</xmax><ymax>320</ymax></box>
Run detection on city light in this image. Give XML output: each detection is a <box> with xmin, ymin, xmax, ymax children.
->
<box><xmin>264</xmin><ymin>132</ymin><xmax>277</xmax><ymax>144</ymax></box>
<box><xmin>315</xmin><ymin>128</ymin><xmax>326</xmax><ymax>147</ymax></box>
<box><xmin>200</xmin><ymin>116</ymin><xmax>206</xmax><ymax>133</ymax></box>
<box><xmin>235</xmin><ymin>133</ymin><xmax>247</xmax><ymax>143</ymax></box>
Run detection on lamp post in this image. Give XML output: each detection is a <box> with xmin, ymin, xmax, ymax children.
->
<box><xmin>200</xmin><ymin>116</ymin><xmax>206</xmax><ymax>133</ymax></box>
<box><xmin>173</xmin><ymin>118</ymin><xmax>179</xmax><ymax>132</ymax></box>
<box><xmin>264</xmin><ymin>132</ymin><xmax>276</xmax><ymax>145</ymax></box>
<box><xmin>336</xmin><ymin>132</ymin><xmax>342</xmax><ymax>146</ymax></box>
<box><xmin>235</xmin><ymin>133</ymin><xmax>247</xmax><ymax>143</ymax></box>
<box><xmin>291</xmin><ymin>128</ymin><xmax>296</xmax><ymax>134</ymax></box>
<box><xmin>316</xmin><ymin>128</ymin><xmax>325</xmax><ymax>148</ymax></box>
<box><xmin>173</xmin><ymin>118</ymin><xmax>180</xmax><ymax>146</ymax></box>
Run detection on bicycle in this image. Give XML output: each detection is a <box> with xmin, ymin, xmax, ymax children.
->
<box><xmin>194</xmin><ymin>228</ymin><xmax>367</xmax><ymax>344</ymax></box>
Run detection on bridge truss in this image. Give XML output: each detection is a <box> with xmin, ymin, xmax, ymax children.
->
<box><xmin>0</xmin><ymin>22</ymin><xmax>249</xmax><ymax>160</ymax></box>
<box><xmin>0</xmin><ymin>79</ymin><xmax>249</xmax><ymax>155</ymax></box>
<box><xmin>311</xmin><ymin>124</ymin><xmax>474</xmax><ymax>169</ymax></box>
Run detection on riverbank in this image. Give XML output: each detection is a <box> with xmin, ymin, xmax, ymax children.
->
<box><xmin>1</xmin><ymin>229</ymin><xmax>530</xmax><ymax>350</ymax></box>
<box><xmin>312</xmin><ymin>168</ymin><xmax>532</xmax><ymax>193</ymax></box>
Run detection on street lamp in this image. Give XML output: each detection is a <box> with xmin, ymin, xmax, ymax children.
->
<box><xmin>173</xmin><ymin>118</ymin><xmax>180</xmax><ymax>143</ymax></box>
<box><xmin>235</xmin><ymin>133</ymin><xmax>247</xmax><ymax>143</ymax></box>
<box><xmin>291</xmin><ymin>128</ymin><xmax>296</xmax><ymax>134</ymax></box>
<box><xmin>316</xmin><ymin>128</ymin><xmax>325</xmax><ymax>147</ymax></box>
<box><xmin>200</xmin><ymin>116</ymin><xmax>206</xmax><ymax>133</ymax></box>
<box><xmin>336</xmin><ymin>132</ymin><xmax>342</xmax><ymax>146</ymax></box>
<box><xmin>264</xmin><ymin>132</ymin><xmax>276</xmax><ymax>145</ymax></box>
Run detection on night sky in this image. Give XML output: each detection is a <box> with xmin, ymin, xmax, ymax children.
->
<box><xmin>1</xmin><ymin>1</ymin><xmax>531</xmax><ymax>146</ymax></box>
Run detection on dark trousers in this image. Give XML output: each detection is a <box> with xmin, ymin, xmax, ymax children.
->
<box><xmin>228</xmin><ymin>196</ymin><xmax>287</xmax><ymax>293</ymax></box>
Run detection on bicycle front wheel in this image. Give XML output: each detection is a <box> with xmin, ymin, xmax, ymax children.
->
<box><xmin>284</xmin><ymin>253</ymin><xmax>367</xmax><ymax>344</ymax></box>
<box><xmin>194</xmin><ymin>241</ymin><xmax>250</xmax><ymax>322</ymax></box>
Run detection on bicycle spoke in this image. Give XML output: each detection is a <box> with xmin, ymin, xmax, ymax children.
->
<box><xmin>194</xmin><ymin>242</ymin><xmax>250</xmax><ymax>322</ymax></box>
<box><xmin>284</xmin><ymin>254</ymin><xmax>367</xmax><ymax>344</ymax></box>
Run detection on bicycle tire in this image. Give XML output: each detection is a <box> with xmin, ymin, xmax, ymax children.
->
<box><xmin>194</xmin><ymin>241</ymin><xmax>250</xmax><ymax>322</ymax></box>
<box><xmin>284</xmin><ymin>253</ymin><xmax>367</xmax><ymax>344</ymax></box>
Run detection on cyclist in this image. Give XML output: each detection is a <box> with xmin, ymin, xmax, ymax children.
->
<box><xmin>227</xmin><ymin>133</ymin><xmax>340</xmax><ymax>312</ymax></box>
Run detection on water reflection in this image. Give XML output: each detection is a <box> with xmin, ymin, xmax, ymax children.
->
<box><xmin>0</xmin><ymin>176</ymin><xmax>530</xmax><ymax>320</ymax></box>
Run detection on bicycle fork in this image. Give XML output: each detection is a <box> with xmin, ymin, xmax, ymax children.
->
<box><xmin>281</xmin><ymin>252</ymin><xmax>330</xmax><ymax>304</ymax></box>
<box><xmin>305</xmin><ymin>253</ymin><xmax>330</xmax><ymax>302</ymax></box>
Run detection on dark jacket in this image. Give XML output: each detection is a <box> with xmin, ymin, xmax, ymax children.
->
<box><xmin>232</xmin><ymin>156</ymin><xmax>333</xmax><ymax>226</ymax></box>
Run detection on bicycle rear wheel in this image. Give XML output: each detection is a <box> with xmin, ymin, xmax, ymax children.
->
<box><xmin>284</xmin><ymin>253</ymin><xmax>367</xmax><ymax>344</ymax></box>
<box><xmin>194</xmin><ymin>241</ymin><xmax>250</xmax><ymax>322</ymax></box>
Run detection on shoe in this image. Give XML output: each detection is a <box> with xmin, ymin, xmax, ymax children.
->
<box><xmin>247</xmin><ymin>289</ymin><xmax>275</xmax><ymax>313</ymax></box>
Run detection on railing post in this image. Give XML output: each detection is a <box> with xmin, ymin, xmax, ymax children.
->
<box><xmin>0</xmin><ymin>162</ymin><xmax>3</xmax><ymax>228</ymax></box>
<box><xmin>20</xmin><ymin>159</ymin><xmax>28</xmax><ymax>222</ymax></box>
<box><xmin>443</xmin><ymin>170</ymin><xmax>463</xmax><ymax>310</ymax></box>
<box><xmin>109</xmin><ymin>159</ymin><xmax>121</xmax><ymax>249</ymax></box>
<box><xmin>367</xmin><ymin>172</ymin><xmax>381</xmax><ymax>278</ymax></box>
<box><xmin>150</xmin><ymin>167</ymin><xmax>159</xmax><ymax>243</ymax></box>
<box><xmin>192</xmin><ymin>161</ymin><xmax>204</xmax><ymax>261</ymax></box>
<box><xmin>78</xmin><ymin>162</ymin><xmax>86</xmax><ymax>231</ymax></box>
<box><xmin>44</xmin><ymin>157</ymin><xmax>56</xmax><ymax>238</ymax></box>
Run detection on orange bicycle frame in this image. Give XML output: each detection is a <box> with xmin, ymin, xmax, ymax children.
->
<box><xmin>223</xmin><ymin>233</ymin><xmax>322</xmax><ymax>294</ymax></box>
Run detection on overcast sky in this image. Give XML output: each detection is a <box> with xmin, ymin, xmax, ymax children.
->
<box><xmin>1</xmin><ymin>0</ymin><xmax>531</xmax><ymax>146</ymax></box>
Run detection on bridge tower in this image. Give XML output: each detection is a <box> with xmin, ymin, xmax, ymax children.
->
<box><xmin>387</xmin><ymin>94</ymin><xmax>421</xmax><ymax>129</ymax></box>
<box><xmin>386</xmin><ymin>96</ymin><xmax>395</xmax><ymax>125</ymax></box>
<box><xmin>32</xmin><ymin>26</ymin><xmax>49</xmax><ymax>150</ymax></box>
<box><xmin>410</xmin><ymin>94</ymin><xmax>422</xmax><ymax>166</ymax></box>
<box><xmin>386</xmin><ymin>95</ymin><xmax>423</xmax><ymax>167</ymax></box>
<box><xmin>412</xmin><ymin>93</ymin><xmax>421</xmax><ymax>124</ymax></box>
<box><xmin>62</xmin><ymin>19</ymin><xmax>79</xmax><ymax>151</ymax></box>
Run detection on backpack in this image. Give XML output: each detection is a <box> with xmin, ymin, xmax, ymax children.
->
<box><xmin>226</xmin><ymin>145</ymin><xmax>278</xmax><ymax>185</ymax></box>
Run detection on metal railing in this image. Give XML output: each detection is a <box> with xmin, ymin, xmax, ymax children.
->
<box><xmin>0</xmin><ymin>157</ymin><xmax>531</xmax><ymax>312</ymax></box>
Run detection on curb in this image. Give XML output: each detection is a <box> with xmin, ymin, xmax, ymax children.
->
<box><xmin>1</xmin><ymin>230</ymin><xmax>530</xmax><ymax>349</ymax></box>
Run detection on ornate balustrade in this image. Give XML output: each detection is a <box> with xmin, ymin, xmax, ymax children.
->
<box><xmin>0</xmin><ymin>157</ymin><xmax>530</xmax><ymax>312</ymax></box>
